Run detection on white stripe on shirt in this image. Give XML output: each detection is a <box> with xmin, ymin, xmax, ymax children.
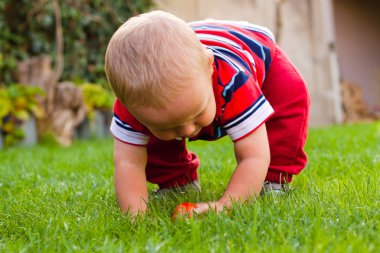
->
<box><xmin>226</xmin><ymin>100</ymin><xmax>274</xmax><ymax>140</ymax></box>
<box><xmin>110</xmin><ymin>117</ymin><xmax>149</xmax><ymax>145</ymax></box>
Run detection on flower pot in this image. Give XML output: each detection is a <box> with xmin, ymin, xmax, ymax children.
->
<box><xmin>76</xmin><ymin>110</ymin><xmax>112</xmax><ymax>139</ymax></box>
<box><xmin>0</xmin><ymin>132</ymin><xmax>3</xmax><ymax>149</ymax></box>
<box><xmin>19</xmin><ymin>115</ymin><xmax>37</xmax><ymax>146</ymax></box>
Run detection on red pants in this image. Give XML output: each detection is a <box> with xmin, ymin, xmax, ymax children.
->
<box><xmin>146</xmin><ymin>46</ymin><xmax>310</xmax><ymax>187</ymax></box>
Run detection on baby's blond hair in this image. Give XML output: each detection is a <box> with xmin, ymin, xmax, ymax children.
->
<box><xmin>105</xmin><ymin>10</ymin><xmax>209</xmax><ymax>109</ymax></box>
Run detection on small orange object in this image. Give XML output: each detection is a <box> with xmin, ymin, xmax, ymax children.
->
<box><xmin>172</xmin><ymin>202</ymin><xmax>198</xmax><ymax>220</ymax></box>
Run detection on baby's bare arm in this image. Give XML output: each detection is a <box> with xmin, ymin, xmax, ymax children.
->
<box><xmin>196</xmin><ymin>124</ymin><xmax>270</xmax><ymax>212</ymax></box>
<box><xmin>220</xmin><ymin>123</ymin><xmax>270</xmax><ymax>204</ymax></box>
<box><xmin>113</xmin><ymin>138</ymin><xmax>148</xmax><ymax>216</ymax></box>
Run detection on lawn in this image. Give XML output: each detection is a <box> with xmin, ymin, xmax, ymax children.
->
<box><xmin>0</xmin><ymin>122</ymin><xmax>379</xmax><ymax>252</ymax></box>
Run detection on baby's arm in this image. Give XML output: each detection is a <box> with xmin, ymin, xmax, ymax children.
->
<box><xmin>197</xmin><ymin>124</ymin><xmax>270</xmax><ymax>212</ymax></box>
<box><xmin>220</xmin><ymin>123</ymin><xmax>270</xmax><ymax>203</ymax></box>
<box><xmin>113</xmin><ymin>138</ymin><xmax>148</xmax><ymax>216</ymax></box>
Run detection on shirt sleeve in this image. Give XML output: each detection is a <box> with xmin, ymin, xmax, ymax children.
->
<box><xmin>110</xmin><ymin>99</ymin><xmax>150</xmax><ymax>146</ymax></box>
<box><xmin>217</xmin><ymin>60</ymin><xmax>274</xmax><ymax>142</ymax></box>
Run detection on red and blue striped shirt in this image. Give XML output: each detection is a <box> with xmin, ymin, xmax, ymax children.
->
<box><xmin>111</xmin><ymin>20</ymin><xmax>275</xmax><ymax>145</ymax></box>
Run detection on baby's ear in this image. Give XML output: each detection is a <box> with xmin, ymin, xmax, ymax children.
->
<box><xmin>206</xmin><ymin>49</ymin><xmax>214</xmax><ymax>74</ymax></box>
<box><xmin>206</xmin><ymin>49</ymin><xmax>214</xmax><ymax>64</ymax></box>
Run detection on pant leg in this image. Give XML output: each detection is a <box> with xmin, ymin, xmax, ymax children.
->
<box><xmin>261</xmin><ymin>45</ymin><xmax>311</xmax><ymax>183</ymax></box>
<box><xmin>145</xmin><ymin>135</ymin><xmax>199</xmax><ymax>188</ymax></box>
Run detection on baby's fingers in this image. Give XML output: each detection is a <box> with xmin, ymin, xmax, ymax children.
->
<box><xmin>195</xmin><ymin>202</ymin><xmax>224</xmax><ymax>214</ymax></box>
<box><xmin>194</xmin><ymin>202</ymin><xmax>211</xmax><ymax>214</ymax></box>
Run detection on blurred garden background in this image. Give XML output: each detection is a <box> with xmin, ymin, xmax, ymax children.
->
<box><xmin>0</xmin><ymin>0</ymin><xmax>153</xmax><ymax>148</ymax></box>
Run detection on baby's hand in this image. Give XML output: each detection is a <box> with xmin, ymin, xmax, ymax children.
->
<box><xmin>172</xmin><ymin>201</ymin><xmax>227</xmax><ymax>220</ymax></box>
<box><xmin>194</xmin><ymin>201</ymin><xmax>225</xmax><ymax>214</ymax></box>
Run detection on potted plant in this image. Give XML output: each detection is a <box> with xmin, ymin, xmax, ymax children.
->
<box><xmin>0</xmin><ymin>88</ymin><xmax>11</xmax><ymax>149</ymax></box>
<box><xmin>76</xmin><ymin>83</ymin><xmax>114</xmax><ymax>139</ymax></box>
<box><xmin>0</xmin><ymin>84</ymin><xmax>45</xmax><ymax>147</ymax></box>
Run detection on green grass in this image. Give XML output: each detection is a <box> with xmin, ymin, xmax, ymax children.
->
<box><xmin>0</xmin><ymin>122</ymin><xmax>379</xmax><ymax>252</ymax></box>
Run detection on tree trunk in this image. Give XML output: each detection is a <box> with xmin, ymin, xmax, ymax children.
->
<box><xmin>16</xmin><ymin>57</ymin><xmax>86</xmax><ymax>146</ymax></box>
<box><xmin>52</xmin><ymin>82</ymin><xmax>86</xmax><ymax>146</ymax></box>
<box><xmin>17</xmin><ymin>56</ymin><xmax>55</xmax><ymax>136</ymax></box>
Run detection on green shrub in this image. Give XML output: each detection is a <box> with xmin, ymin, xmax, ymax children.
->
<box><xmin>80</xmin><ymin>83</ymin><xmax>114</xmax><ymax>120</ymax></box>
<box><xmin>0</xmin><ymin>84</ymin><xmax>45</xmax><ymax>147</ymax></box>
<box><xmin>0</xmin><ymin>0</ymin><xmax>154</xmax><ymax>85</ymax></box>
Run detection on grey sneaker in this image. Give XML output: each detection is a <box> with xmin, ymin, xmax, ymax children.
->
<box><xmin>261</xmin><ymin>181</ymin><xmax>292</xmax><ymax>195</ymax></box>
<box><xmin>153</xmin><ymin>180</ymin><xmax>201</xmax><ymax>195</ymax></box>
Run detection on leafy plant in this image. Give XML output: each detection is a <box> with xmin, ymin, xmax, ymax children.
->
<box><xmin>80</xmin><ymin>83</ymin><xmax>114</xmax><ymax>120</ymax></box>
<box><xmin>0</xmin><ymin>0</ymin><xmax>154</xmax><ymax>85</ymax></box>
<box><xmin>0</xmin><ymin>84</ymin><xmax>45</xmax><ymax>147</ymax></box>
<box><xmin>0</xmin><ymin>87</ymin><xmax>12</xmax><ymax>120</ymax></box>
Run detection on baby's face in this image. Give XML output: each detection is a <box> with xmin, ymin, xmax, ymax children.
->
<box><xmin>133</xmin><ymin>74</ymin><xmax>216</xmax><ymax>141</ymax></box>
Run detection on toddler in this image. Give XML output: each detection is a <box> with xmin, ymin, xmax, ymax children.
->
<box><xmin>105</xmin><ymin>11</ymin><xmax>310</xmax><ymax>216</ymax></box>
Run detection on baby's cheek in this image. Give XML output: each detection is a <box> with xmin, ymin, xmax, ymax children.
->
<box><xmin>200</xmin><ymin>112</ymin><xmax>214</xmax><ymax>127</ymax></box>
